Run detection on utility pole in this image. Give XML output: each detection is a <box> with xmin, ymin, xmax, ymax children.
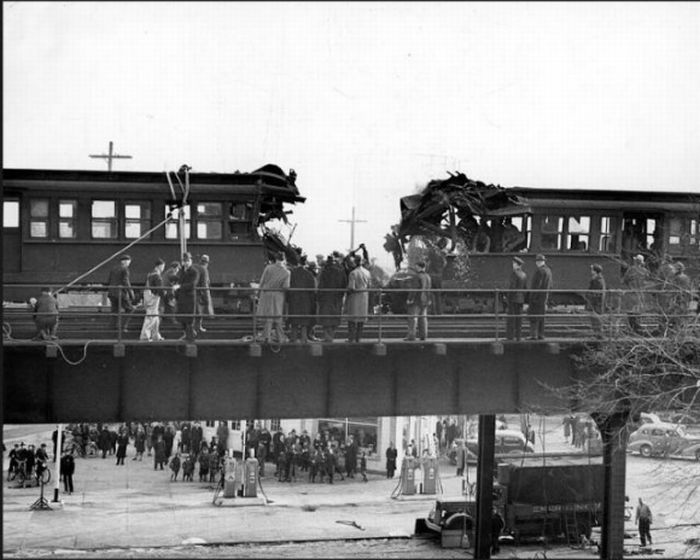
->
<box><xmin>338</xmin><ymin>206</ymin><xmax>367</xmax><ymax>250</ymax></box>
<box><xmin>89</xmin><ymin>141</ymin><xmax>132</xmax><ymax>172</ymax></box>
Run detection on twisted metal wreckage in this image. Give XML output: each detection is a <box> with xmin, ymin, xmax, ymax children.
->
<box><xmin>384</xmin><ymin>172</ymin><xmax>527</xmax><ymax>267</ymax></box>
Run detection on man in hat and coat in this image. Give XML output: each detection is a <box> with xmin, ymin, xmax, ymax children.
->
<box><xmin>176</xmin><ymin>252</ymin><xmax>201</xmax><ymax>341</ymax></box>
<box><xmin>195</xmin><ymin>254</ymin><xmax>214</xmax><ymax>333</ymax></box>
<box><xmin>527</xmin><ymin>254</ymin><xmax>553</xmax><ymax>340</ymax></box>
<box><xmin>506</xmin><ymin>257</ymin><xmax>528</xmax><ymax>341</ymax></box>
<box><xmin>256</xmin><ymin>251</ymin><xmax>290</xmax><ymax>344</ymax></box>
<box><xmin>107</xmin><ymin>254</ymin><xmax>135</xmax><ymax>331</ymax></box>
<box><xmin>287</xmin><ymin>253</ymin><xmax>316</xmax><ymax>343</ymax></box>
<box><xmin>317</xmin><ymin>253</ymin><xmax>348</xmax><ymax>342</ymax></box>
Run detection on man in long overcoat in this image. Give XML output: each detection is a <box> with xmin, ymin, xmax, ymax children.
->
<box><xmin>345</xmin><ymin>256</ymin><xmax>371</xmax><ymax>342</ymax></box>
<box><xmin>527</xmin><ymin>254</ymin><xmax>553</xmax><ymax>340</ymax></box>
<box><xmin>256</xmin><ymin>252</ymin><xmax>290</xmax><ymax>343</ymax></box>
<box><xmin>176</xmin><ymin>252</ymin><xmax>201</xmax><ymax>341</ymax></box>
<box><xmin>506</xmin><ymin>257</ymin><xmax>528</xmax><ymax>341</ymax></box>
<box><xmin>107</xmin><ymin>254</ymin><xmax>135</xmax><ymax>331</ymax></box>
<box><xmin>317</xmin><ymin>254</ymin><xmax>347</xmax><ymax>342</ymax></box>
<box><xmin>385</xmin><ymin>442</ymin><xmax>398</xmax><ymax>478</ymax></box>
<box><xmin>287</xmin><ymin>256</ymin><xmax>316</xmax><ymax>343</ymax></box>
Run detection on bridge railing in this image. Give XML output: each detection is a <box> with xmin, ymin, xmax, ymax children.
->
<box><xmin>3</xmin><ymin>283</ymin><xmax>697</xmax><ymax>343</ymax></box>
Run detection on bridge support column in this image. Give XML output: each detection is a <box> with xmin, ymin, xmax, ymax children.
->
<box><xmin>474</xmin><ymin>414</ymin><xmax>496</xmax><ymax>559</ymax></box>
<box><xmin>592</xmin><ymin>410</ymin><xmax>630</xmax><ymax>560</ymax></box>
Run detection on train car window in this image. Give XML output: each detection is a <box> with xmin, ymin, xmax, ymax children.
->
<box><xmin>566</xmin><ymin>216</ymin><xmax>590</xmax><ymax>251</ymax></box>
<box><xmin>196</xmin><ymin>202</ymin><xmax>223</xmax><ymax>240</ymax></box>
<box><xmin>690</xmin><ymin>219</ymin><xmax>699</xmax><ymax>250</ymax></box>
<box><xmin>540</xmin><ymin>216</ymin><xmax>563</xmax><ymax>250</ymax></box>
<box><xmin>3</xmin><ymin>200</ymin><xmax>19</xmax><ymax>228</ymax></box>
<box><xmin>599</xmin><ymin>216</ymin><xmax>617</xmax><ymax>253</ymax></box>
<box><xmin>58</xmin><ymin>200</ymin><xmax>77</xmax><ymax>238</ymax></box>
<box><xmin>165</xmin><ymin>204</ymin><xmax>191</xmax><ymax>239</ymax></box>
<box><xmin>29</xmin><ymin>199</ymin><xmax>50</xmax><ymax>238</ymax></box>
<box><xmin>503</xmin><ymin>215</ymin><xmax>529</xmax><ymax>252</ymax></box>
<box><xmin>124</xmin><ymin>202</ymin><xmax>152</xmax><ymax>239</ymax></box>
<box><xmin>228</xmin><ymin>202</ymin><xmax>253</xmax><ymax>239</ymax></box>
<box><xmin>91</xmin><ymin>200</ymin><xmax>118</xmax><ymax>239</ymax></box>
<box><xmin>646</xmin><ymin>219</ymin><xmax>659</xmax><ymax>251</ymax></box>
<box><xmin>668</xmin><ymin>217</ymin><xmax>683</xmax><ymax>250</ymax></box>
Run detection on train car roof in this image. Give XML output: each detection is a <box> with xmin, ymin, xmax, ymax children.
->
<box><xmin>2</xmin><ymin>165</ymin><xmax>305</xmax><ymax>203</ymax></box>
<box><xmin>399</xmin><ymin>177</ymin><xmax>700</xmax><ymax>235</ymax></box>
<box><xmin>508</xmin><ymin>186</ymin><xmax>700</xmax><ymax>212</ymax></box>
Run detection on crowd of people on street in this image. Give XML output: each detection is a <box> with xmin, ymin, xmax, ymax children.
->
<box><xmin>28</xmin><ymin>421</ymin><xmax>378</xmax><ymax>489</ymax></box>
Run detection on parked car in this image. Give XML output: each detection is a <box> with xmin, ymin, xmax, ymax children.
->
<box><xmin>628</xmin><ymin>422</ymin><xmax>700</xmax><ymax>460</ymax></box>
<box><xmin>464</xmin><ymin>429</ymin><xmax>535</xmax><ymax>461</ymax></box>
<box><xmin>639</xmin><ymin>412</ymin><xmax>663</xmax><ymax>425</ymax></box>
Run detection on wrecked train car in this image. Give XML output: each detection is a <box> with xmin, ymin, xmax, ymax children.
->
<box><xmin>395</xmin><ymin>173</ymin><xmax>700</xmax><ymax>310</ymax></box>
<box><xmin>3</xmin><ymin>164</ymin><xmax>305</xmax><ymax>307</ymax></box>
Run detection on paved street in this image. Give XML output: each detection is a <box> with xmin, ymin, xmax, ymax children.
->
<box><xmin>3</xmin><ymin>421</ymin><xmax>699</xmax><ymax>558</ymax></box>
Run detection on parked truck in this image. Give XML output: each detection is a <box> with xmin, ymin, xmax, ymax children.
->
<box><xmin>494</xmin><ymin>454</ymin><xmax>604</xmax><ymax>544</ymax></box>
<box><xmin>415</xmin><ymin>454</ymin><xmax>603</xmax><ymax>548</ymax></box>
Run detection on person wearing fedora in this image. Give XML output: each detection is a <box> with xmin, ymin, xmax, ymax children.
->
<box><xmin>176</xmin><ymin>252</ymin><xmax>201</xmax><ymax>341</ymax></box>
<box><xmin>527</xmin><ymin>254</ymin><xmax>553</xmax><ymax>340</ymax></box>
<box><xmin>506</xmin><ymin>256</ymin><xmax>528</xmax><ymax>341</ymax></box>
<box><xmin>107</xmin><ymin>254</ymin><xmax>136</xmax><ymax>332</ymax></box>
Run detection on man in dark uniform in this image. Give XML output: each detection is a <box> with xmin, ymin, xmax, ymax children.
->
<box><xmin>506</xmin><ymin>257</ymin><xmax>528</xmax><ymax>341</ymax></box>
<box><xmin>586</xmin><ymin>264</ymin><xmax>606</xmax><ymax>337</ymax></box>
<box><xmin>107</xmin><ymin>255</ymin><xmax>135</xmax><ymax>332</ymax></box>
<box><xmin>195</xmin><ymin>254</ymin><xmax>213</xmax><ymax>333</ymax></box>
<box><xmin>190</xmin><ymin>422</ymin><xmax>203</xmax><ymax>460</ymax></box>
<box><xmin>385</xmin><ymin>442</ymin><xmax>398</xmax><ymax>478</ymax></box>
<box><xmin>60</xmin><ymin>450</ymin><xmax>75</xmax><ymax>494</ymax></box>
<box><xmin>176</xmin><ymin>252</ymin><xmax>201</xmax><ymax>341</ymax></box>
<box><xmin>527</xmin><ymin>254</ymin><xmax>553</xmax><ymax>340</ymax></box>
<box><xmin>491</xmin><ymin>506</ymin><xmax>505</xmax><ymax>554</ymax></box>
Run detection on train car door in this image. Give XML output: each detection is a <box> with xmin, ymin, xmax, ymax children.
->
<box><xmin>3</xmin><ymin>198</ymin><xmax>21</xmax><ymax>272</ymax></box>
<box><xmin>621</xmin><ymin>212</ymin><xmax>663</xmax><ymax>261</ymax></box>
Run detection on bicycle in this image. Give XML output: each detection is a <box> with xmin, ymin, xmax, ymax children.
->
<box><xmin>35</xmin><ymin>463</ymin><xmax>51</xmax><ymax>486</ymax></box>
<box><xmin>8</xmin><ymin>458</ymin><xmax>28</xmax><ymax>486</ymax></box>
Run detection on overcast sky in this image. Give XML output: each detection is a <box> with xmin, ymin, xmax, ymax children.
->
<box><xmin>4</xmin><ymin>1</ymin><xmax>700</xmax><ymax>269</ymax></box>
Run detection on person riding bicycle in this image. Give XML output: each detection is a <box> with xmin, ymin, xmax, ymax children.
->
<box><xmin>7</xmin><ymin>443</ymin><xmax>20</xmax><ymax>480</ymax></box>
<box><xmin>35</xmin><ymin>443</ymin><xmax>49</xmax><ymax>483</ymax></box>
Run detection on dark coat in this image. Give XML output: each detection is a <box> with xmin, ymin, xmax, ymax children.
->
<box><xmin>385</xmin><ymin>447</ymin><xmax>397</xmax><ymax>470</ymax></box>
<box><xmin>586</xmin><ymin>273</ymin><xmax>606</xmax><ymax>313</ymax></box>
<box><xmin>98</xmin><ymin>428</ymin><xmax>112</xmax><ymax>451</ymax></box>
<box><xmin>116</xmin><ymin>435</ymin><xmax>128</xmax><ymax>459</ymax></box>
<box><xmin>507</xmin><ymin>269</ymin><xmax>528</xmax><ymax>304</ymax></box>
<box><xmin>317</xmin><ymin>263</ymin><xmax>347</xmax><ymax>327</ymax></box>
<box><xmin>154</xmin><ymin>440</ymin><xmax>167</xmax><ymax>464</ymax></box>
<box><xmin>60</xmin><ymin>454</ymin><xmax>75</xmax><ymax>476</ymax></box>
<box><xmin>528</xmin><ymin>264</ymin><xmax>553</xmax><ymax>315</ymax></box>
<box><xmin>176</xmin><ymin>265</ymin><xmax>201</xmax><ymax>316</ymax></box>
<box><xmin>107</xmin><ymin>265</ymin><xmax>135</xmax><ymax>304</ymax></box>
<box><xmin>195</xmin><ymin>263</ymin><xmax>213</xmax><ymax>315</ymax></box>
<box><xmin>287</xmin><ymin>266</ymin><xmax>317</xmax><ymax>326</ymax></box>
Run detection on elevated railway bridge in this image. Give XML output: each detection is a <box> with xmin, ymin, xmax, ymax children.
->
<box><xmin>4</xmin><ymin>284</ymin><xmax>694</xmax><ymax>560</ymax></box>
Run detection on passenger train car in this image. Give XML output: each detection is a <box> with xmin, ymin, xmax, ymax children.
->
<box><xmin>2</xmin><ymin>164</ymin><xmax>304</xmax><ymax>304</ymax></box>
<box><xmin>397</xmin><ymin>174</ymin><xmax>700</xmax><ymax>309</ymax></box>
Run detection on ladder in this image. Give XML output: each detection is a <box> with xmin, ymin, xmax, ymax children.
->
<box><xmin>563</xmin><ymin>510</ymin><xmax>580</xmax><ymax>544</ymax></box>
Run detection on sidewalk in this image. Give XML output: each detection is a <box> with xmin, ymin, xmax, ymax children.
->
<box><xmin>3</xmin><ymin>449</ymin><xmax>462</xmax><ymax>553</ymax></box>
